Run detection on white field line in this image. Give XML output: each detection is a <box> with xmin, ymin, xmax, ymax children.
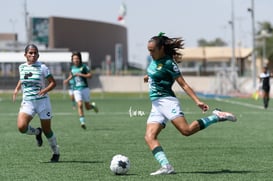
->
<box><xmin>214</xmin><ymin>98</ymin><xmax>273</xmax><ymax>111</ymax></box>
<box><xmin>1</xmin><ymin>100</ymin><xmax>270</xmax><ymax>117</ymax></box>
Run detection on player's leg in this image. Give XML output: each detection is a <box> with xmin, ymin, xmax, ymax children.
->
<box><xmin>263</xmin><ymin>89</ymin><xmax>270</xmax><ymax>109</ymax></box>
<box><xmin>17</xmin><ymin>101</ymin><xmax>42</xmax><ymax>146</ymax></box>
<box><xmin>172</xmin><ymin>109</ymin><xmax>236</xmax><ymax>136</ymax></box>
<box><xmin>38</xmin><ymin>98</ymin><xmax>59</xmax><ymax>162</ymax></box>
<box><xmin>82</xmin><ymin>87</ymin><xmax>99</xmax><ymax>113</ymax></box>
<box><xmin>17</xmin><ymin>112</ymin><xmax>33</xmax><ymax>133</ymax></box>
<box><xmin>145</xmin><ymin>102</ymin><xmax>175</xmax><ymax>175</ymax></box>
<box><xmin>40</xmin><ymin>119</ymin><xmax>60</xmax><ymax>162</ymax></box>
<box><xmin>145</xmin><ymin>123</ymin><xmax>175</xmax><ymax>175</ymax></box>
<box><xmin>74</xmin><ymin>90</ymin><xmax>86</xmax><ymax>129</ymax></box>
<box><xmin>69</xmin><ymin>89</ymin><xmax>76</xmax><ymax>110</ymax></box>
<box><xmin>171</xmin><ymin>116</ymin><xmax>200</xmax><ymax>136</ymax></box>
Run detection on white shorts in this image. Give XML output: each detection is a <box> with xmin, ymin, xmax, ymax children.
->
<box><xmin>19</xmin><ymin>97</ymin><xmax>52</xmax><ymax>120</ymax></box>
<box><xmin>68</xmin><ymin>89</ymin><xmax>74</xmax><ymax>96</ymax></box>
<box><xmin>147</xmin><ymin>96</ymin><xmax>184</xmax><ymax>127</ymax></box>
<box><xmin>73</xmin><ymin>87</ymin><xmax>90</xmax><ymax>102</ymax></box>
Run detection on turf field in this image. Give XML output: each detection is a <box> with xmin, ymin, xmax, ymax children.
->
<box><xmin>0</xmin><ymin>92</ymin><xmax>272</xmax><ymax>181</ymax></box>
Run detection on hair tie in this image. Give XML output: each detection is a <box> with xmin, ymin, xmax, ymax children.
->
<box><xmin>158</xmin><ymin>32</ymin><xmax>165</xmax><ymax>37</ymax></box>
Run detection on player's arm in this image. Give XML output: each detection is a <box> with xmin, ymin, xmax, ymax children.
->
<box><xmin>13</xmin><ymin>80</ymin><xmax>21</xmax><ymax>102</ymax></box>
<box><xmin>175</xmin><ymin>75</ymin><xmax>209</xmax><ymax>113</ymax></box>
<box><xmin>39</xmin><ymin>75</ymin><xmax>56</xmax><ymax>96</ymax></box>
<box><xmin>75</xmin><ymin>72</ymin><xmax>92</xmax><ymax>78</ymax></box>
<box><xmin>75</xmin><ymin>65</ymin><xmax>92</xmax><ymax>78</ymax></box>
<box><xmin>63</xmin><ymin>73</ymin><xmax>73</xmax><ymax>85</ymax></box>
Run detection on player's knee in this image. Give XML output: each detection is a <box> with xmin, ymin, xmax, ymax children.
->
<box><xmin>77</xmin><ymin>101</ymin><xmax>83</xmax><ymax>107</ymax></box>
<box><xmin>144</xmin><ymin>134</ymin><xmax>152</xmax><ymax>143</ymax></box>
<box><xmin>18</xmin><ymin>126</ymin><xmax>27</xmax><ymax>133</ymax></box>
<box><xmin>85</xmin><ymin>104</ymin><xmax>92</xmax><ymax>110</ymax></box>
<box><xmin>179</xmin><ymin>129</ymin><xmax>192</xmax><ymax>136</ymax></box>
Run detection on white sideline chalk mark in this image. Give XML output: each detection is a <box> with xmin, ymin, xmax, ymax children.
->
<box><xmin>214</xmin><ymin>98</ymin><xmax>273</xmax><ymax>110</ymax></box>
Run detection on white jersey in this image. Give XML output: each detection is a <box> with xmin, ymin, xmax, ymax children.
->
<box><xmin>19</xmin><ymin>61</ymin><xmax>51</xmax><ymax>101</ymax></box>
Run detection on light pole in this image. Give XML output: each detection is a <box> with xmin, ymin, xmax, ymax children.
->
<box><xmin>24</xmin><ymin>0</ymin><xmax>30</xmax><ymax>43</ymax></box>
<box><xmin>230</xmin><ymin>0</ymin><xmax>237</xmax><ymax>90</ymax></box>
<box><xmin>9</xmin><ymin>19</ymin><xmax>17</xmax><ymax>33</ymax></box>
<box><xmin>248</xmin><ymin>0</ymin><xmax>256</xmax><ymax>88</ymax></box>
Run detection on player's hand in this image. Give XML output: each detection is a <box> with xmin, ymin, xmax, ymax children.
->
<box><xmin>38</xmin><ymin>89</ymin><xmax>47</xmax><ymax>96</ymax></box>
<box><xmin>143</xmin><ymin>75</ymin><xmax>148</xmax><ymax>83</ymax></box>
<box><xmin>63</xmin><ymin>79</ymin><xmax>68</xmax><ymax>85</ymax></box>
<box><xmin>197</xmin><ymin>102</ymin><xmax>209</xmax><ymax>113</ymax></box>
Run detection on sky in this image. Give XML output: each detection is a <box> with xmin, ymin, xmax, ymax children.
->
<box><xmin>2</xmin><ymin>0</ymin><xmax>273</xmax><ymax>68</ymax></box>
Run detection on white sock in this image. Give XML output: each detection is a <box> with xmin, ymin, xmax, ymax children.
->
<box><xmin>47</xmin><ymin>134</ymin><xmax>59</xmax><ymax>155</ymax></box>
<box><xmin>25</xmin><ymin>125</ymin><xmax>39</xmax><ymax>135</ymax></box>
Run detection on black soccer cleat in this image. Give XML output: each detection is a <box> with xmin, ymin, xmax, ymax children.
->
<box><xmin>50</xmin><ymin>154</ymin><xmax>60</xmax><ymax>162</ymax></box>
<box><xmin>81</xmin><ymin>123</ymin><xmax>87</xmax><ymax>130</ymax></box>
<box><xmin>36</xmin><ymin>127</ymin><xmax>43</xmax><ymax>147</ymax></box>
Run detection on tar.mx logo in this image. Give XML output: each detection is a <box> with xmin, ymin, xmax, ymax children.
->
<box><xmin>128</xmin><ymin>106</ymin><xmax>145</xmax><ymax>118</ymax></box>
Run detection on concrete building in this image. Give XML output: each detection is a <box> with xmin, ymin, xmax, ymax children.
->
<box><xmin>48</xmin><ymin>16</ymin><xmax>128</xmax><ymax>70</ymax></box>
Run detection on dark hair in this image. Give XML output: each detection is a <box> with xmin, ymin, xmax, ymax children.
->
<box><xmin>24</xmin><ymin>44</ymin><xmax>39</xmax><ymax>53</ymax></box>
<box><xmin>149</xmin><ymin>33</ymin><xmax>184</xmax><ymax>63</ymax></box>
<box><xmin>71</xmin><ymin>51</ymin><xmax>82</xmax><ymax>65</ymax></box>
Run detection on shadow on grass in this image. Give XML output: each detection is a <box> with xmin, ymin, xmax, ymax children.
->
<box><xmin>42</xmin><ymin>160</ymin><xmax>103</xmax><ymax>164</ymax></box>
<box><xmin>179</xmin><ymin>169</ymin><xmax>260</xmax><ymax>174</ymax></box>
<box><xmin>111</xmin><ymin>173</ymin><xmax>138</xmax><ymax>176</ymax></box>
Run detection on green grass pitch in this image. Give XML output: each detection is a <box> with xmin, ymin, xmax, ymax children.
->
<box><xmin>0</xmin><ymin>92</ymin><xmax>273</xmax><ymax>181</ymax></box>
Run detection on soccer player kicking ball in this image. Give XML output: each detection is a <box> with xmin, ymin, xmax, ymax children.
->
<box><xmin>13</xmin><ymin>44</ymin><xmax>60</xmax><ymax>162</ymax></box>
<box><xmin>144</xmin><ymin>33</ymin><xmax>237</xmax><ymax>175</ymax></box>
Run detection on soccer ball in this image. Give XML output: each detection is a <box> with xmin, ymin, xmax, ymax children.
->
<box><xmin>110</xmin><ymin>154</ymin><xmax>130</xmax><ymax>175</ymax></box>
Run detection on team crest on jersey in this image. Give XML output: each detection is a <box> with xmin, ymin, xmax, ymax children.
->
<box><xmin>172</xmin><ymin>63</ymin><xmax>179</xmax><ymax>72</ymax></box>
<box><xmin>157</xmin><ymin>64</ymin><xmax>163</xmax><ymax>70</ymax></box>
<box><xmin>24</xmin><ymin>72</ymin><xmax>33</xmax><ymax>79</ymax></box>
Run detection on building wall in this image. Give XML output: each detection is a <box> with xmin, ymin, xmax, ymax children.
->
<box><xmin>0</xmin><ymin>33</ymin><xmax>17</xmax><ymax>41</ymax></box>
<box><xmin>0</xmin><ymin>75</ymin><xmax>268</xmax><ymax>97</ymax></box>
<box><xmin>48</xmin><ymin>16</ymin><xmax>128</xmax><ymax>69</ymax></box>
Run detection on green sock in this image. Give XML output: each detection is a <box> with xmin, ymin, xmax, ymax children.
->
<box><xmin>152</xmin><ymin>146</ymin><xmax>170</xmax><ymax>167</ymax></box>
<box><xmin>198</xmin><ymin>115</ymin><xmax>219</xmax><ymax>129</ymax></box>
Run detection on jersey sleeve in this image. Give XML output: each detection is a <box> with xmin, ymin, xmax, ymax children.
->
<box><xmin>41</xmin><ymin>64</ymin><xmax>52</xmax><ymax>78</ymax></box>
<box><xmin>83</xmin><ymin>64</ymin><xmax>90</xmax><ymax>73</ymax></box>
<box><xmin>167</xmin><ymin>61</ymin><xmax>181</xmax><ymax>79</ymax></box>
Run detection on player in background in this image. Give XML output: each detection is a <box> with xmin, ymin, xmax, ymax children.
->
<box><xmin>259</xmin><ymin>66</ymin><xmax>273</xmax><ymax>109</ymax></box>
<box><xmin>63</xmin><ymin>51</ymin><xmax>98</xmax><ymax>129</ymax></box>
<box><xmin>12</xmin><ymin>44</ymin><xmax>60</xmax><ymax>162</ymax></box>
<box><xmin>144</xmin><ymin>33</ymin><xmax>237</xmax><ymax>175</ymax></box>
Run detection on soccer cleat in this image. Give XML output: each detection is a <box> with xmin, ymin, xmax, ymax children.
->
<box><xmin>36</xmin><ymin>127</ymin><xmax>43</xmax><ymax>147</ymax></box>
<box><xmin>150</xmin><ymin>164</ymin><xmax>175</xmax><ymax>176</ymax></box>
<box><xmin>91</xmin><ymin>102</ymin><xmax>99</xmax><ymax>113</ymax></box>
<box><xmin>50</xmin><ymin>154</ymin><xmax>60</xmax><ymax>162</ymax></box>
<box><xmin>212</xmin><ymin>108</ymin><xmax>237</xmax><ymax>122</ymax></box>
<box><xmin>81</xmin><ymin>123</ymin><xmax>86</xmax><ymax>130</ymax></box>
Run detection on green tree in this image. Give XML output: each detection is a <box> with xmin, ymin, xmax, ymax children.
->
<box><xmin>197</xmin><ymin>38</ymin><xmax>227</xmax><ymax>47</ymax></box>
<box><xmin>256</xmin><ymin>21</ymin><xmax>273</xmax><ymax>68</ymax></box>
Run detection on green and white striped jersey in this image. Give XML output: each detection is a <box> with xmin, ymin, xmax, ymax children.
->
<box><xmin>147</xmin><ymin>56</ymin><xmax>181</xmax><ymax>101</ymax></box>
<box><xmin>19</xmin><ymin>61</ymin><xmax>52</xmax><ymax>101</ymax></box>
